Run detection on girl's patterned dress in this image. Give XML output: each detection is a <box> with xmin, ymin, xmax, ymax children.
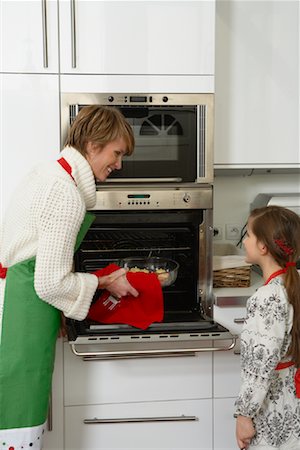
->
<box><xmin>234</xmin><ymin>277</ymin><xmax>300</xmax><ymax>449</ymax></box>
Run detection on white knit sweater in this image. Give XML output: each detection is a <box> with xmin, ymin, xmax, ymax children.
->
<box><xmin>0</xmin><ymin>147</ymin><xmax>99</xmax><ymax>321</ymax></box>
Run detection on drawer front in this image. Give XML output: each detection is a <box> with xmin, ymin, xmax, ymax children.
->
<box><xmin>214</xmin><ymin>398</ymin><xmax>237</xmax><ymax>450</ymax></box>
<box><xmin>65</xmin><ymin>399</ymin><xmax>212</xmax><ymax>450</ymax></box>
<box><xmin>64</xmin><ymin>343</ymin><xmax>212</xmax><ymax>405</ymax></box>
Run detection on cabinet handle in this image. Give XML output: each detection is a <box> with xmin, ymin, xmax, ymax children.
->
<box><xmin>70</xmin><ymin>337</ymin><xmax>237</xmax><ymax>360</ymax></box>
<box><xmin>41</xmin><ymin>0</ymin><xmax>48</xmax><ymax>68</ymax></box>
<box><xmin>83</xmin><ymin>415</ymin><xmax>198</xmax><ymax>424</ymax></box>
<box><xmin>234</xmin><ymin>318</ymin><xmax>246</xmax><ymax>324</ymax></box>
<box><xmin>47</xmin><ymin>390</ymin><xmax>53</xmax><ymax>431</ymax></box>
<box><xmin>70</xmin><ymin>0</ymin><xmax>76</xmax><ymax>68</ymax></box>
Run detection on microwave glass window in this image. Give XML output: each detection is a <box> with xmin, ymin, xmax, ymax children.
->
<box><xmin>75</xmin><ymin>104</ymin><xmax>201</xmax><ymax>182</ymax></box>
<box><xmin>115</xmin><ymin>106</ymin><xmax>197</xmax><ymax>181</ymax></box>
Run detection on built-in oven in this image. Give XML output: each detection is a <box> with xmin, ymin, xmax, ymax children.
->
<box><xmin>66</xmin><ymin>185</ymin><xmax>236</xmax><ymax>360</ymax></box>
<box><xmin>61</xmin><ymin>93</ymin><xmax>214</xmax><ymax>184</ymax></box>
<box><xmin>61</xmin><ymin>92</ymin><xmax>235</xmax><ymax>359</ymax></box>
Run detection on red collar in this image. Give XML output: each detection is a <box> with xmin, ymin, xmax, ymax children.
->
<box><xmin>264</xmin><ymin>268</ymin><xmax>287</xmax><ymax>285</ymax></box>
<box><xmin>57</xmin><ymin>157</ymin><xmax>76</xmax><ymax>184</ymax></box>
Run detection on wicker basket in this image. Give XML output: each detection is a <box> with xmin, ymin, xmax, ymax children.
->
<box><xmin>213</xmin><ymin>266</ymin><xmax>251</xmax><ymax>288</ymax></box>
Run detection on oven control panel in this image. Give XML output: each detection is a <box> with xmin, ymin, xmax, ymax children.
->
<box><xmin>92</xmin><ymin>188</ymin><xmax>212</xmax><ymax>210</ymax></box>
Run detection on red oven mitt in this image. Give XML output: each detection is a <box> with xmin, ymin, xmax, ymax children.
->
<box><xmin>88</xmin><ymin>264</ymin><xmax>164</xmax><ymax>330</ymax></box>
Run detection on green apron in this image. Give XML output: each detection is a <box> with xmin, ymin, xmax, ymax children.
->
<box><xmin>0</xmin><ymin>212</ymin><xmax>95</xmax><ymax>429</ymax></box>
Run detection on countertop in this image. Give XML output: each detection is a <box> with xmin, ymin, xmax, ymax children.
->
<box><xmin>213</xmin><ymin>270</ymin><xmax>262</xmax><ymax>307</ymax></box>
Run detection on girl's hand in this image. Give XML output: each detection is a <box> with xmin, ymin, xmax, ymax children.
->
<box><xmin>236</xmin><ymin>415</ymin><xmax>256</xmax><ymax>450</ymax></box>
<box><xmin>98</xmin><ymin>268</ymin><xmax>139</xmax><ymax>298</ymax></box>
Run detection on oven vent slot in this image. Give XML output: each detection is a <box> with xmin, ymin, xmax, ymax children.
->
<box><xmin>198</xmin><ymin>104</ymin><xmax>206</xmax><ymax>178</ymax></box>
<box><xmin>85</xmin><ymin>332</ymin><xmax>222</xmax><ymax>343</ymax></box>
<box><xmin>69</xmin><ymin>104</ymin><xmax>79</xmax><ymax>125</ymax></box>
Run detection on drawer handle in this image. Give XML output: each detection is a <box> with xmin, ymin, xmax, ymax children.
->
<box><xmin>83</xmin><ymin>415</ymin><xmax>198</xmax><ymax>424</ymax></box>
<box><xmin>233</xmin><ymin>318</ymin><xmax>245</xmax><ymax>324</ymax></box>
<box><xmin>70</xmin><ymin>337</ymin><xmax>237</xmax><ymax>360</ymax></box>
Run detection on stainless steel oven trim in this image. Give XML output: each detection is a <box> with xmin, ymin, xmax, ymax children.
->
<box><xmin>69</xmin><ymin>331</ymin><xmax>238</xmax><ymax>361</ymax></box>
<box><xmin>199</xmin><ymin>208</ymin><xmax>214</xmax><ymax>317</ymax></box>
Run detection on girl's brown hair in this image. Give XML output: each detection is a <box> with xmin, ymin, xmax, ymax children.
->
<box><xmin>64</xmin><ymin>105</ymin><xmax>134</xmax><ymax>156</ymax></box>
<box><xmin>250</xmin><ymin>205</ymin><xmax>300</xmax><ymax>367</ymax></box>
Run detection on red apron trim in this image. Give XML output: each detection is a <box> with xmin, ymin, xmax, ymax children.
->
<box><xmin>295</xmin><ymin>368</ymin><xmax>300</xmax><ymax>398</ymax></box>
<box><xmin>0</xmin><ymin>263</ymin><xmax>7</xmax><ymax>279</ymax></box>
<box><xmin>275</xmin><ymin>361</ymin><xmax>300</xmax><ymax>399</ymax></box>
<box><xmin>57</xmin><ymin>157</ymin><xmax>76</xmax><ymax>184</ymax></box>
<box><xmin>275</xmin><ymin>361</ymin><xmax>295</xmax><ymax>370</ymax></box>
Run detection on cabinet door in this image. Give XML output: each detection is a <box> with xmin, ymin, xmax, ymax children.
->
<box><xmin>214</xmin><ymin>398</ymin><xmax>237</xmax><ymax>450</ymax></box>
<box><xmin>213</xmin><ymin>340</ymin><xmax>241</xmax><ymax>398</ymax></box>
<box><xmin>0</xmin><ymin>0</ymin><xmax>59</xmax><ymax>73</ymax></box>
<box><xmin>65</xmin><ymin>399</ymin><xmax>213</xmax><ymax>450</ymax></box>
<box><xmin>59</xmin><ymin>0</ymin><xmax>215</xmax><ymax>75</ymax></box>
<box><xmin>0</xmin><ymin>74</ymin><xmax>60</xmax><ymax>215</ymax></box>
<box><xmin>214</xmin><ymin>0</ymin><xmax>299</xmax><ymax>168</ymax></box>
<box><xmin>43</xmin><ymin>339</ymin><xmax>64</xmax><ymax>450</ymax></box>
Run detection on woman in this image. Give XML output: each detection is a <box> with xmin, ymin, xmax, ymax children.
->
<box><xmin>0</xmin><ymin>106</ymin><xmax>138</xmax><ymax>448</ymax></box>
<box><xmin>235</xmin><ymin>205</ymin><xmax>300</xmax><ymax>450</ymax></box>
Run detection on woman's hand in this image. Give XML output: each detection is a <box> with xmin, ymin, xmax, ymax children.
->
<box><xmin>236</xmin><ymin>415</ymin><xmax>255</xmax><ymax>450</ymax></box>
<box><xmin>98</xmin><ymin>268</ymin><xmax>139</xmax><ymax>298</ymax></box>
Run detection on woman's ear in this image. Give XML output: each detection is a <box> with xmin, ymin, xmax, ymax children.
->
<box><xmin>86</xmin><ymin>141</ymin><xmax>101</xmax><ymax>157</ymax></box>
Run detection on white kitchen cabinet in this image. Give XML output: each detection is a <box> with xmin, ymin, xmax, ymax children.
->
<box><xmin>59</xmin><ymin>0</ymin><xmax>215</xmax><ymax>77</ymax></box>
<box><xmin>214</xmin><ymin>398</ymin><xmax>237</xmax><ymax>450</ymax></box>
<box><xmin>0</xmin><ymin>0</ymin><xmax>59</xmax><ymax>73</ymax></box>
<box><xmin>214</xmin><ymin>0</ymin><xmax>300</xmax><ymax>169</ymax></box>
<box><xmin>65</xmin><ymin>399</ymin><xmax>213</xmax><ymax>450</ymax></box>
<box><xmin>63</xmin><ymin>342</ymin><xmax>212</xmax><ymax>405</ymax></box>
<box><xmin>0</xmin><ymin>74</ymin><xmax>60</xmax><ymax>216</ymax></box>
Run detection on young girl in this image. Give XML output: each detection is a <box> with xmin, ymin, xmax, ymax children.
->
<box><xmin>234</xmin><ymin>205</ymin><xmax>300</xmax><ymax>450</ymax></box>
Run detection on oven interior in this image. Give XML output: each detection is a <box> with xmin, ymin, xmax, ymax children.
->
<box><xmin>68</xmin><ymin>208</ymin><xmax>223</xmax><ymax>340</ymax></box>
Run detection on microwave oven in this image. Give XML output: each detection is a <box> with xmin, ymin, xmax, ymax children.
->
<box><xmin>61</xmin><ymin>93</ymin><xmax>214</xmax><ymax>184</ymax></box>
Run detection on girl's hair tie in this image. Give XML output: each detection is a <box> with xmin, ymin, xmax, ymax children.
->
<box><xmin>285</xmin><ymin>262</ymin><xmax>296</xmax><ymax>268</ymax></box>
<box><xmin>274</xmin><ymin>239</ymin><xmax>294</xmax><ymax>256</ymax></box>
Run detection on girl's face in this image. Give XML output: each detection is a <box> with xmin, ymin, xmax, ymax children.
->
<box><xmin>243</xmin><ymin>220</ymin><xmax>263</xmax><ymax>265</ymax></box>
<box><xmin>86</xmin><ymin>138</ymin><xmax>127</xmax><ymax>182</ymax></box>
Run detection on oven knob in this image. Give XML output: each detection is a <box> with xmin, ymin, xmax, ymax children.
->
<box><xmin>183</xmin><ymin>193</ymin><xmax>191</xmax><ymax>203</ymax></box>
<box><xmin>162</xmin><ymin>96</ymin><xmax>168</xmax><ymax>103</ymax></box>
<box><xmin>108</xmin><ymin>96</ymin><xmax>114</xmax><ymax>102</ymax></box>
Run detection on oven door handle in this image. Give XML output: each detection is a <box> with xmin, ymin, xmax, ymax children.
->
<box><xmin>70</xmin><ymin>337</ymin><xmax>237</xmax><ymax>360</ymax></box>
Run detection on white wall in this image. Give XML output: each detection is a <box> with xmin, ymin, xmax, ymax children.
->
<box><xmin>213</xmin><ymin>173</ymin><xmax>300</xmax><ymax>244</ymax></box>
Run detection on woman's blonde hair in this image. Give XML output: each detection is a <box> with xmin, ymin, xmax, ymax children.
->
<box><xmin>250</xmin><ymin>205</ymin><xmax>300</xmax><ymax>367</ymax></box>
<box><xmin>64</xmin><ymin>105</ymin><xmax>134</xmax><ymax>156</ymax></box>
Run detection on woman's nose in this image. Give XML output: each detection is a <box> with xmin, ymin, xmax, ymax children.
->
<box><xmin>115</xmin><ymin>157</ymin><xmax>122</xmax><ymax>170</ymax></box>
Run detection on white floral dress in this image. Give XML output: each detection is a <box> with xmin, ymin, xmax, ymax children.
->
<box><xmin>234</xmin><ymin>277</ymin><xmax>300</xmax><ymax>449</ymax></box>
